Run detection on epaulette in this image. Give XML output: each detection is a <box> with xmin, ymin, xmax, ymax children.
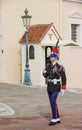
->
<box><xmin>55</xmin><ymin>63</ymin><xmax>63</xmax><ymax>72</ymax></box>
<box><xmin>58</xmin><ymin>65</ymin><xmax>63</xmax><ymax>72</ymax></box>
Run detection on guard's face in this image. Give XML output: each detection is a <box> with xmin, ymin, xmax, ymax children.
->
<box><xmin>50</xmin><ymin>57</ymin><xmax>57</xmax><ymax>63</ymax></box>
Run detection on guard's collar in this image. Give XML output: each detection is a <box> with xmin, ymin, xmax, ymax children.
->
<box><xmin>52</xmin><ymin>62</ymin><xmax>57</xmax><ymax>66</ymax></box>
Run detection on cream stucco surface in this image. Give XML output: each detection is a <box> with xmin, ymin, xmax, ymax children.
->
<box><xmin>0</xmin><ymin>0</ymin><xmax>82</xmax><ymax>88</ymax></box>
<box><xmin>0</xmin><ymin>0</ymin><xmax>60</xmax><ymax>84</ymax></box>
<box><xmin>60</xmin><ymin>46</ymin><xmax>82</xmax><ymax>89</ymax></box>
<box><xmin>62</xmin><ymin>1</ymin><xmax>82</xmax><ymax>43</ymax></box>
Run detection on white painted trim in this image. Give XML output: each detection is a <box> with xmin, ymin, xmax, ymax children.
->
<box><xmin>63</xmin><ymin>0</ymin><xmax>82</xmax><ymax>3</ymax></box>
<box><xmin>69</xmin><ymin>17</ymin><xmax>82</xmax><ymax>46</ymax></box>
<box><xmin>69</xmin><ymin>12</ymin><xmax>82</xmax><ymax>19</ymax></box>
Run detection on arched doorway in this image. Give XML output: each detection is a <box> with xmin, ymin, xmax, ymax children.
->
<box><xmin>45</xmin><ymin>46</ymin><xmax>52</xmax><ymax>66</ymax></box>
<box><xmin>45</xmin><ymin>46</ymin><xmax>52</xmax><ymax>84</ymax></box>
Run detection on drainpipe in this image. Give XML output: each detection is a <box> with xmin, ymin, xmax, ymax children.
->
<box><xmin>59</xmin><ymin>0</ymin><xmax>62</xmax><ymax>36</ymax></box>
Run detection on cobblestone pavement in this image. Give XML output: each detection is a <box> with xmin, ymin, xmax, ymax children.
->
<box><xmin>0</xmin><ymin>83</ymin><xmax>82</xmax><ymax>130</ymax></box>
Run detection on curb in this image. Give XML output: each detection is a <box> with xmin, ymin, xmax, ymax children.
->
<box><xmin>0</xmin><ymin>102</ymin><xmax>15</xmax><ymax>117</ymax></box>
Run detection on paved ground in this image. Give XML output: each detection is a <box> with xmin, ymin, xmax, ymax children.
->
<box><xmin>0</xmin><ymin>83</ymin><xmax>82</xmax><ymax>130</ymax></box>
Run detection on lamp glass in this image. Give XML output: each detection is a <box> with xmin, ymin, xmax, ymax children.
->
<box><xmin>22</xmin><ymin>17</ymin><xmax>31</xmax><ymax>28</ymax></box>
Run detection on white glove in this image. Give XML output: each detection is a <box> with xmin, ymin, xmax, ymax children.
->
<box><xmin>61</xmin><ymin>89</ymin><xmax>65</xmax><ymax>96</ymax></box>
<box><xmin>43</xmin><ymin>69</ymin><xmax>47</xmax><ymax>74</ymax></box>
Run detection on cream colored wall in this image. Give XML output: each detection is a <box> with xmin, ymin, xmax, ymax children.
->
<box><xmin>1</xmin><ymin>0</ymin><xmax>82</xmax><ymax>86</ymax></box>
<box><xmin>0</xmin><ymin>0</ymin><xmax>60</xmax><ymax>84</ymax></box>
<box><xmin>60</xmin><ymin>46</ymin><xmax>82</xmax><ymax>89</ymax></box>
<box><xmin>61</xmin><ymin>1</ymin><xmax>82</xmax><ymax>41</ymax></box>
<box><xmin>59</xmin><ymin>1</ymin><xmax>82</xmax><ymax>88</ymax></box>
<box><xmin>29</xmin><ymin>44</ymin><xmax>45</xmax><ymax>86</ymax></box>
<box><xmin>1</xmin><ymin>0</ymin><xmax>23</xmax><ymax>84</ymax></box>
<box><xmin>0</xmin><ymin>1</ymin><xmax>2</xmax><ymax>81</ymax></box>
<box><xmin>0</xmin><ymin>36</ymin><xmax>2</xmax><ymax>81</ymax></box>
<box><xmin>0</xmin><ymin>17</ymin><xmax>2</xmax><ymax>81</ymax></box>
<box><xmin>22</xmin><ymin>44</ymin><xmax>45</xmax><ymax>86</ymax></box>
<box><xmin>21</xmin><ymin>45</ymin><xmax>25</xmax><ymax>84</ymax></box>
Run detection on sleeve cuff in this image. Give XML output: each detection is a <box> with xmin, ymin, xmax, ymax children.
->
<box><xmin>61</xmin><ymin>85</ymin><xmax>66</xmax><ymax>89</ymax></box>
<box><xmin>42</xmin><ymin>73</ymin><xmax>47</xmax><ymax>77</ymax></box>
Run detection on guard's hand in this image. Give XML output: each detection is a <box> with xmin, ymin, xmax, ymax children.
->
<box><xmin>42</xmin><ymin>69</ymin><xmax>47</xmax><ymax>77</ymax></box>
<box><xmin>61</xmin><ymin>89</ymin><xmax>65</xmax><ymax>96</ymax></box>
<box><xmin>43</xmin><ymin>69</ymin><xmax>47</xmax><ymax>74</ymax></box>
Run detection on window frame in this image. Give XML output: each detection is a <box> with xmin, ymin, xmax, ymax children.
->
<box><xmin>71</xmin><ymin>24</ymin><xmax>80</xmax><ymax>42</ymax></box>
<box><xmin>69</xmin><ymin>17</ymin><xmax>82</xmax><ymax>45</ymax></box>
<box><xmin>29</xmin><ymin>45</ymin><xmax>35</xmax><ymax>59</ymax></box>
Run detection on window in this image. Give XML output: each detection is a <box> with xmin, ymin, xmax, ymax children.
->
<box><xmin>29</xmin><ymin>45</ymin><xmax>35</xmax><ymax>59</ymax></box>
<box><xmin>71</xmin><ymin>24</ymin><xmax>80</xmax><ymax>42</ymax></box>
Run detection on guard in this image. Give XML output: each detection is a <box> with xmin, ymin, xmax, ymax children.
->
<box><xmin>42</xmin><ymin>48</ymin><xmax>67</xmax><ymax>126</ymax></box>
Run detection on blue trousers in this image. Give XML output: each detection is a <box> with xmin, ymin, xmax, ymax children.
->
<box><xmin>48</xmin><ymin>91</ymin><xmax>60</xmax><ymax>119</ymax></box>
